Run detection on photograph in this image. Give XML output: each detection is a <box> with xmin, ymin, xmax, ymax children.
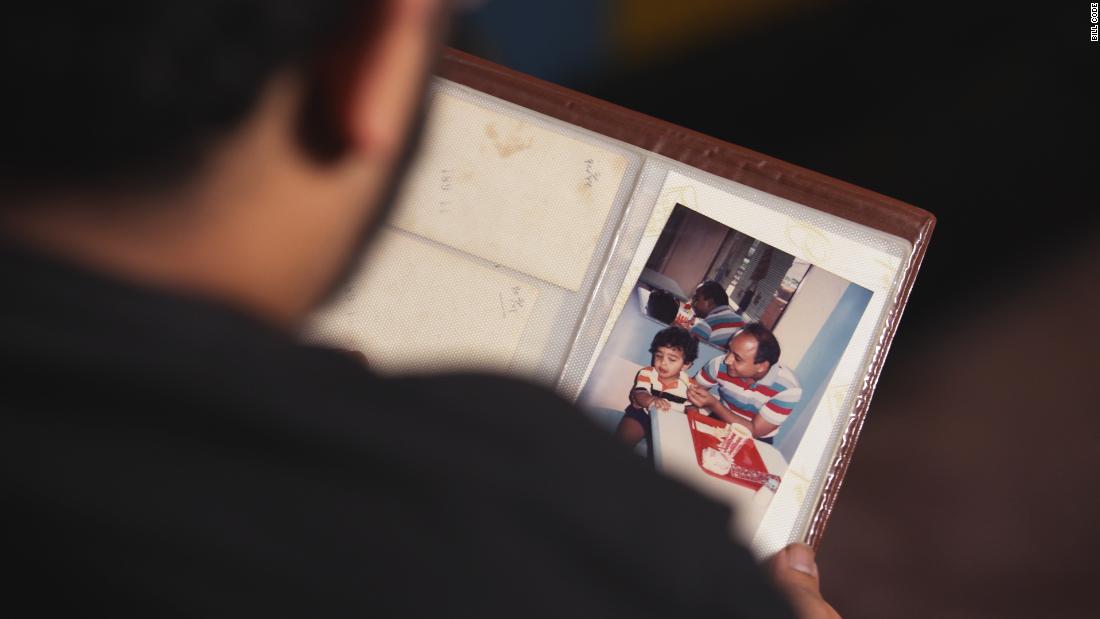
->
<box><xmin>577</xmin><ymin>203</ymin><xmax>873</xmax><ymax>534</ymax></box>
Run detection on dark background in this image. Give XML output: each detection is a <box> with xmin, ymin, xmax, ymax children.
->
<box><xmin>451</xmin><ymin>1</ymin><xmax>1099</xmax><ymax>617</ymax></box>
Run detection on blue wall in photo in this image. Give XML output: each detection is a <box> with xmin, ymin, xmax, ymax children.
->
<box><xmin>773</xmin><ymin>283</ymin><xmax>874</xmax><ymax>460</ymax></box>
<box><xmin>608</xmin><ymin>315</ymin><xmax>725</xmax><ymax>376</ymax></box>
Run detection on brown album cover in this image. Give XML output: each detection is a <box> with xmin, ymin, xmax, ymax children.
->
<box><xmin>306</xmin><ymin>47</ymin><xmax>935</xmax><ymax>557</ymax></box>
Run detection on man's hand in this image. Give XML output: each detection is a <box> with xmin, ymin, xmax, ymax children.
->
<box><xmin>686</xmin><ymin>383</ymin><xmax>718</xmax><ymax>410</ymax></box>
<box><xmin>770</xmin><ymin>543</ymin><xmax>842</xmax><ymax>619</ymax></box>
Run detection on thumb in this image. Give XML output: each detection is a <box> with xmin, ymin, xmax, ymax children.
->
<box><xmin>770</xmin><ymin>543</ymin><xmax>842</xmax><ymax>619</ymax></box>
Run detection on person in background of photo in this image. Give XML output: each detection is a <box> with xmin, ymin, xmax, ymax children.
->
<box><xmin>687</xmin><ymin>323</ymin><xmax>802</xmax><ymax>444</ymax></box>
<box><xmin>689</xmin><ymin>279</ymin><xmax>747</xmax><ymax>348</ymax></box>
<box><xmin>644</xmin><ymin>287</ymin><xmax>679</xmax><ymax>323</ymax></box>
<box><xmin>616</xmin><ymin>326</ymin><xmax>699</xmax><ymax>451</ymax></box>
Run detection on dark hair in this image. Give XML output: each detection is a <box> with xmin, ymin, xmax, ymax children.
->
<box><xmin>649</xmin><ymin>326</ymin><xmax>699</xmax><ymax>364</ymax></box>
<box><xmin>645</xmin><ymin>288</ymin><xmax>679</xmax><ymax>323</ymax></box>
<box><xmin>740</xmin><ymin>322</ymin><xmax>781</xmax><ymax>366</ymax></box>
<box><xmin>1</xmin><ymin>1</ymin><xmax>370</xmax><ymax>199</ymax></box>
<box><xmin>695</xmin><ymin>280</ymin><xmax>729</xmax><ymax>308</ymax></box>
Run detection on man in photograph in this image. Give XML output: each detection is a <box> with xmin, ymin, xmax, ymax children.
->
<box><xmin>688</xmin><ymin>323</ymin><xmax>803</xmax><ymax>443</ymax></box>
<box><xmin>689</xmin><ymin>279</ymin><xmax>748</xmax><ymax>348</ymax></box>
<box><xmin>1</xmin><ymin>2</ymin><xmax>836</xmax><ymax>618</ymax></box>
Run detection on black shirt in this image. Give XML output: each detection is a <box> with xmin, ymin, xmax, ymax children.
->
<box><xmin>0</xmin><ymin>240</ymin><xmax>795</xmax><ymax>618</ymax></box>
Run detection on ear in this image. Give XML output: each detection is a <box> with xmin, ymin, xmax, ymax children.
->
<box><xmin>341</xmin><ymin>0</ymin><xmax>441</xmax><ymax>160</ymax></box>
<box><xmin>754</xmin><ymin>360</ymin><xmax>771</xmax><ymax>376</ymax></box>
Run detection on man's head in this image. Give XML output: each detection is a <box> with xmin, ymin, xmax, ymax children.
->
<box><xmin>691</xmin><ymin>280</ymin><xmax>728</xmax><ymax>318</ymax></box>
<box><xmin>649</xmin><ymin>326</ymin><xmax>698</xmax><ymax>380</ymax></box>
<box><xmin>723</xmin><ymin>323</ymin><xmax>780</xmax><ymax>380</ymax></box>
<box><xmin>0</xmin><ymin>0</ymin><xmax>445</xmax><ymax>327</ymax></box>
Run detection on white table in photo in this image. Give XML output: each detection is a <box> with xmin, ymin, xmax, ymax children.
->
<box><xmin>651</xmin><ymin>409</ymin><xmax>789</xmax><ymax>539</ymax></box>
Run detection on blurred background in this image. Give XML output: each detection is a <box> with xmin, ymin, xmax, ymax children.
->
<box><xmin>448</xmin><ymin>1</ymin><xmax>1098</xmax><ymax>617</ymax></box>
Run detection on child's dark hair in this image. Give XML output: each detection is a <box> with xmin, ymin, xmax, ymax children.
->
<box><xmin>645</xmin><ymin>288</ymin><xmax>679</xmax><ymax>323</ymax></box>
<box><xmin>649</xmin><ymin>326</ymin><xmax>699</xmax><ymax>364</ymax></box>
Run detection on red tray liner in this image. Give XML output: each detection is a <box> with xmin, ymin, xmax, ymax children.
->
<box><xmin>685</xmin><ymin>410</ymin><xmax>773</xmax><ymax>490</ymax></box>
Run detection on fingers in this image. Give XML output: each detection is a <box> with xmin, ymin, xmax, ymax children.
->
<box><xmin>686</xmin><ymin>384</ymin><xmax>714</xmax><ymax>408</ymax></box>
<box><xmin>772</xmin><ymin>543</ymin><xmax>819</xmax><ymax>589</ymax></box>
<box><xmin>770</xmin><ymin>544</ymin><xmax>842</xmax><ymax>619</ymax></box>
<box><xmin>686</xmin><ymin>389</ymin><xmax>707</xmax><ymax>406</ymax></box>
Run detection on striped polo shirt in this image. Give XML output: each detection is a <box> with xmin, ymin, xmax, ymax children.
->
<box><xmin>693</xmin><ymin>356</ymin><xmax>802</xmax><ymax>437</ymax></box>
<box><xmin>689</xmin><ymin>305</ymin><xmax>746</xmax><ymax>348</ymax></box>
<box><xmin>631</xmin><ymin>366</ymin><xmax>691</xmax><ymax>414</ymax></box>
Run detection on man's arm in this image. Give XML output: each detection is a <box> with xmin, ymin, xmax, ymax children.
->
<box><xmin>686</xmin><ymin>384</ymin><xmax>780</xmax><ymax>437</ymax></box>
<box><xmin>755</xmin><ymin>387</ymin><xmax>801</xmax><ymax>436</ymax></box>
<box><xmin>689</xmin><ymin>358</ymin><xmax>732</xmax><ymax>420</ymax></box>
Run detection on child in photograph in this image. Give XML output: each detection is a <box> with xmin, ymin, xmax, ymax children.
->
<box><xmin>615</xmin><ymin>326</ymin><xmax>699</xmax><ymax>451</ymax></box>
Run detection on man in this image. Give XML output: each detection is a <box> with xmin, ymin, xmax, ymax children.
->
<box><xmin>690</xmin><ymin>280</ymin><xmax>748</xmax><ymax>348</ymax></box>
<box><xmin>688</xmin><ymin>323</ymin><xmax>802</xmax><ymax>443</ymax></box>
<box><xmin>1</xmin><ymin>2</ymin><xmax>837</xmax><ymax>617</ymax></box>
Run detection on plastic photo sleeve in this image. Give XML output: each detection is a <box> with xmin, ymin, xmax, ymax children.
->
<box><xmin>305</xmin><ymin>54</ymin><xmax>934</xmax><ymax>557</ymax></box>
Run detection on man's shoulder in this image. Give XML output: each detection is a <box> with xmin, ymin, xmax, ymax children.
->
<box><xmin>380</xmin><ymin>371</ymin><xmax>600</xmax><ymax>447</ymax></box>
<box><xmin>696</xmin><ymin>355</ymin><xmax>724</xmax><ymax>377</ymax></box>
<box><xmin>387</xmin><ymin>371</ymin><xmax>570</xmax><ymax>411</ymax></box>
<box><xmin>768</xmin><ymin>364</ymin><xmax>802</xmax><ymax>391</ymax></box>
<box><xmin>4</xmin><ymin>333</ymin><xmax>787</xmax><ymax>617</ymax></box>
<box><xmin>711</xmin><ymin>305</ymin><xmax>744</xmax><ymax>320</ymax></box>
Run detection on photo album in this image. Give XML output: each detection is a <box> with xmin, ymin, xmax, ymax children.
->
<box><xmin>305</xmin><ymin>48</ymin><xmax>935</xmax><ymax>557</ymax></box>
